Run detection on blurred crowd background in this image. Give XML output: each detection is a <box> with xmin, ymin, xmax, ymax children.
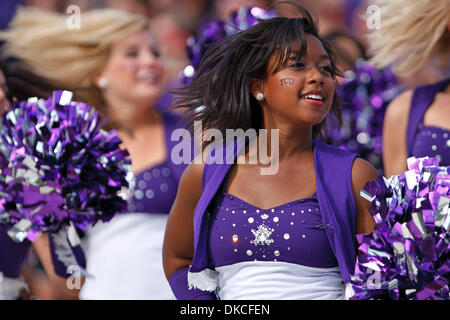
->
<box><xmin>0</xmin><ymin>0</ymin><xmax>442</xmax><ymax>299</ymax></box>
<box><xmin>5</xmin><ymin>0</ymin><xmax>433</xmax><ymax>92</ymax></box>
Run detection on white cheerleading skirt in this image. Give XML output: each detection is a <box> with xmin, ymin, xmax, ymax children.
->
<box><xmin>215</xmin><ymin>261</ymin><xmax>345</xmax><ymax>300</ymax></box>
<box><xmin>79</xmin><ymin>213</ymin><xmax>175</xmax><ymax>300</ymax></box>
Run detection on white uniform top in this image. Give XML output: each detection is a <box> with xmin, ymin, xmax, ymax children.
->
<box><xmin>79</xmin><ymin>213</ymin><xmax>174</xmax><ymax>300</ymax></box>
<box><xmin>215</xmin><ymin>261</ymin><xmax>345</xmax><ymax>300</ymax></box>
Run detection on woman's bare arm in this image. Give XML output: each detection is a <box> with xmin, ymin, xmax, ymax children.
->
<box><xmin>162</xmin><ymin>158</ymin><xmax>205</xmax><ymax>280</ymax></box>
<box><xmin>31</xmin><ymin>233</ymin><xmax>83</xmax><ymax>298</ymax></box>
<box><xmin>382</xmin><ymin>90</ymin><xmax>413</xmax><ymax>178</ymax></box>
<box><xmin>351</xmin><ymin>158</ymin><xmax>380</xmax><ymax>235</ymax></box>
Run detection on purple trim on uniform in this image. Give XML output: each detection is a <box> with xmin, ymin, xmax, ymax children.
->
<box><xmin>406</xmin><ymin>78</ymin><xmax>450</xmax><ymax>160</ymax></box>
<box><xmin>127</xmin><ymin>111</ymin><xmax>191</xmax><ymax>215</ymax></box>
<box><xmin>190</xmin><ymin>138</ymin><xmax>360</xmax><ymax>283</ymax></box>
<box><xmin>128</xmin><ymin>162</ymin><xmax>178</xmax><ymax>214</ymax></box>
<box><xmin>0</xmin><ymin>225</ymin><xmax>30</xmax><ymax>278</ymax></box>
<box><xmin>169</xmin><ymin>267</ymin><xmax>217</xmax><ymax>300</ymax></box>
<box><xmin>208</xmin><ymin>192</ymin><xmax>338</xmax><ymax>269</ymax></box>
<box><xmin>411</xmin><ymin>126</ymin><xmax>450</xmax><ymax>166</ymax></box>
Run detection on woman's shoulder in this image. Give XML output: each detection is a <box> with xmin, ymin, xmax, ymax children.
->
<box><xmin>384</xmin><ymin>89</ymin><xmax>414</xmax><ymax>123</ymax></box>
<box><xmin>314</xmin><ymin>139</ymin><xmax>357</xmax><ymax>158</ymax></box>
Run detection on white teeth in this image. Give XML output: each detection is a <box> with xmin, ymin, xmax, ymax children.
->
<box><xmin>137</xmin><ymin>73</ymin><xmax>157</xmax><ymax>81</ymax></box>
<box><xmin>303</xmin><ymin>94</ymin><xmax>323</xmax><ymax>101</ymax></box>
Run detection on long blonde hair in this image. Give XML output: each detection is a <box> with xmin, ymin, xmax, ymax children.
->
<box><xmin>0</xmin><ymin>7</ymin><xmax>150</xmax><ymax>118</ymax></box>
<box><xmin>367</xmin><ymin>0</ymin><xmax>450</xmax><ymax>76</ymax></box>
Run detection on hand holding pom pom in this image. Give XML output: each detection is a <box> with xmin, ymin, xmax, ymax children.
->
<box><xmin>348</xmin><ymin>156</ymin><xmax>449</xmax><ymax>300</ymax></box>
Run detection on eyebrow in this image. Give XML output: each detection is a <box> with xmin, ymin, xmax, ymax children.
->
<box><xmin>288</xmin><ymin>53</ymin><xmax>330</xmax><ymax>61</ymax></box>
<box><xmin>318</xmin><ymin>54</ymin><xmax>331</xmax><ymax>61</ymax></box>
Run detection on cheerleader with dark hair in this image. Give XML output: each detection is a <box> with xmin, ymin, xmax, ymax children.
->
<box><xmin>163</xmin><ymin>4</ymin><xmax>379</xmax><ymax>300</ymax></box>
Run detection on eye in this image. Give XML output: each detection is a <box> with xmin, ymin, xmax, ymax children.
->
<box><xmin>289</xmin><ymin>61</ymin><xmax>305</xmax><ymax>69</ymax></box>
<box><xmin>151</xmin><ymin>48</ymin><xmax>161</xmax><ymax>58</ymax></box>
<box><xmin>320</xmin><ymin>65</ymin><xmax>332</xmax><ymax>73</ymax></box>
<box><xmin>125</xmin><ymin>50</ymin><xmax>138</xmax><ymax>58</ymax></box>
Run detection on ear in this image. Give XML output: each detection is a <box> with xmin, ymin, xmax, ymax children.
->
<box><xmin>249</xmin><ymin>78</ymin><xmax>264</xmax><ymax>99</ymax></box>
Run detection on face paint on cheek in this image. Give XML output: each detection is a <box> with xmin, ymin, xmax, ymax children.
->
<box><xmin>280</xmin><ymin>78</ymin><xmax>294</xmax><ymax>86</ymax></box>
<box><xmin>122</xmin><ymin>61</ymin><xmax>137</xmax><ymax>70</ymax></box>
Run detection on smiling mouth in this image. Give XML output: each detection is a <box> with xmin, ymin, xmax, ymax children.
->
<box><xmin>136</xmin><ymin>71</ymin><xmax>161</xmax><ymax>84</ymax></box>
<box><xmin>302</xmin><ymin>94</ymin><xmax>324</xmax><ymax>102</ymax></box>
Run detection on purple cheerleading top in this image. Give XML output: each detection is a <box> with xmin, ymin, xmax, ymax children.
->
<box><xmin>128</xmin><ymin>163</ymin><xmax>179</xmax><ymax>214</ymax></box>
<box><xmin>0</xmin><ymin>225</ymin><xmax>30</xmax><ymax>278</ymax></box>
<box><xmin>407</xmin><ymin>78</ymin><xmax>450</xmax><ymax>166</ymax></box>
<box><xmin>127</xmin><ymin>111</ymin><xmax>190</xmax><ymax>215</ymax></box>
<box><xmin>207</xmin><ymin>174</ymin><xmax>338</xmax><ymax>269</ymax></box>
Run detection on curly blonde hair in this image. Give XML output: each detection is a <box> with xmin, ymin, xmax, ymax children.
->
<box><xmin>367</xmin><ymin>0</ymin><xmax>450</xmax><ymax>76</ymax></box>
<box><xmin>0</xmin><ymin>7</ymin><xmax>150</xmax><ymax>118</ymax></box>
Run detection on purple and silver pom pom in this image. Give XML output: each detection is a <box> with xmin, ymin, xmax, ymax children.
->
<box><xmin>349</xmin><ymin>157</ymin><xmax>449</xmax><ymax>300</ymax></box>
<box><xmin>0</xmin><ymin>91</ymin><xmax>131</xmax><ymax>242</ymax></box>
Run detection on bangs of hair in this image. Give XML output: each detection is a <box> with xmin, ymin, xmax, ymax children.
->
<box><xmin>267</xmin><ymin>16</ymin><xmax>340</xmax><ymax>79</ymax></box>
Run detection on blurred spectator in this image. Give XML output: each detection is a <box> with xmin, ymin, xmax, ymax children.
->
<box><xmin>149</xmin><ymin>1</ymin><xmax>213</xmax><ymax>84</ymax></box>
<box><xmin>274</xmin><ymin>0</ymin><xmax>347</xmax><ymax>34</ymax></box>
<box><xmin>147</xmin><ymin>0</ymin><xmax>175</xmax><ymax>17</ymax></box>
<box><xmin>324</xmin><ymin>30</ymin><xmax>367</xmax><ymax>74</ymax></box>
<box><xmin>25</xmin><ymin>0</ymin><xmax>64</xmax><ymax>11</ymax></box>
<box><xmin>150</xmin><ymin>13</ymin><xmax>191</xmax><ymax>84</ymax></box>
<box><xmin>213</xmin><ymin>0</ymin><xmax>270</xmax><ymax>19</ymax></box>
<box><xmin>105</xmin><ymin>0</ymin><xmax>153</xmax><ymax>16</ymax></box>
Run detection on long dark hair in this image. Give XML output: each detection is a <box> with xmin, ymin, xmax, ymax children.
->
<box><xmin>171</xmin><ymin>5</ymin><xmax>342</xmax><ymax>147</ymax></box>
<box><xmin>0</xmin><ymin>57</ymin><xmax>58</xmax><ymax>103</ymax></box>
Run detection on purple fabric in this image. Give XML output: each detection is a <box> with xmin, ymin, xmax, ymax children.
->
<box><xmin>169</xmin><ymin>267</ymin><xmax>217</xmax><ymax>300</ymax></box>
<box><xmin>411</xmin><ymin>126</ymin><xmax>450</xmax><ymax>166</ymax></box>
<box><xmin>208</xmin><ymin>190</ymin><xmax>338</xmax><ymax>268</ymax></box>
<box><xmin>0</xmin><ymin>225</ymin><xmax>30</xmax><ymax>278</ymax></box>
<box><xmin>48</xmin><ymin>232</ymin><xmax>86</xmax><ymax>278</ymax></box>
<box><xmin>406</xmin><ymin>78</ymin><xmax>450</xmax><ymax>160</ymax></box>
<box><xmin>129</xmin><ymin>162</ymin><xmax>178</xmax><ymax>214</ymax></box>
<box><xmin>0</xmin><ymin>1</ymin><xmax>22</xmax><ymax>30</ymax></box>
<box><xmin>190</xmin><ymin>138</ymin><xmax>359</xmax><ymax>284</ymax></box>
<box><xmin>127</xmin><ymin>111</ymin><xmax>191</xmax><ymax>214</ymax></box>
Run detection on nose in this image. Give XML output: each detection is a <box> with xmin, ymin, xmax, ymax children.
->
<box><xmin>306</xmin><ymin>66</ymin><xmax>324</xmax><ymax>84</ymax></box>
<box><xmin>140</xmin><ymin>49</ymin><xmax>161</xmax><ymax>67</ymax></box>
